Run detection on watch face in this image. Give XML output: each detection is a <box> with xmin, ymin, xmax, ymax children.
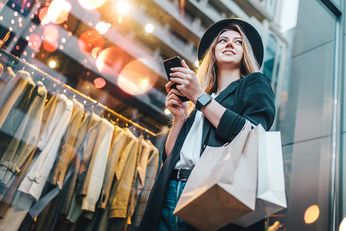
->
<box><xmin>199</xmin><ymin>94</ymin><xmax>211</xmax><ymax>105</ymax></box>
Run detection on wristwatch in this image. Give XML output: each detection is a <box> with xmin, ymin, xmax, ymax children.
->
<box><xmin>196</xmin><ymin>93</ymin><xmax>212</xmax><ymax>111</ymax></box>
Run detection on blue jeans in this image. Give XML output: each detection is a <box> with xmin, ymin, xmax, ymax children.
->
<box><xmin>159</xmin><ymin>179</ymin><xmax>188</xmax><ymax>231</ymax></box>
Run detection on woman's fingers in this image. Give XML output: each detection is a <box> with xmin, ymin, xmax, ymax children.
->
<box><xmin>181</xmin><ymin>59</ymin><xmax>190</xmax><ymax>69</ymax></box>
<box><xmin>165</xmin><ymin>81</ymin><xmax>174</xmax><ymax>93</ymax></box>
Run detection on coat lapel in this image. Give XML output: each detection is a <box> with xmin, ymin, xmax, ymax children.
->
<box><xmin>200</xmin><ymin>79</ymin><xmax>241</xmax><ymax>153</ymax></box>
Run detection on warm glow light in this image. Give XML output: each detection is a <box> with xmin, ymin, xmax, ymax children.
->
<box><xmin>116</xmin><ymin>0</ymin><xmax>131</xmax><ymax>16</ymax></box>
<box><xmin>78</xmin><ymin>0</ymin><xmax>106</xmax><ymax>9</ymax></box>
<box><xmin>95</xmin><ymin>21</ymin><xmax>111</xmax><ymax>34</ymax></box>
<box><xmin>40</xmin><ymin>0</ymin><xmax>71</xmax><ymax>25</ymax></box>
<box><xmin>94</xmin><ymin>77</ymin><xmax>106</xmax><ymax>88</ymax></box>
<box><xmin>194</xmin><ymin>60</ymin><xmax>200</xmax><ymax>68</ymax></box>
<box><xmin>96</xmin><ymin>47</ymin><xmax>131</xmax><ymax>77</ymax></box>
<box><xmin>117</xmin><ymin>58</ymin><xmax>160</xmax><ymax>95</ymax></box>
<box><xmin>117</xmin><ymin>16</ymin><xmax>123</xmax><ymax>24</ymax></box>
<box><xmin>48</xmin><ymin>59</ymin><xmax>58</xmax><ymax>69</ymax></box>
<box><xmin>43</xmin><ymin>40</ymin><xmax>58</xmax><ymax>52</ymax></box>
<box><xmin>91</xmin><ymin>47</ymin><xmax>102</xmax><ymax>59</ymax></box>
<box><xmin>145</xmin><ymin>23</ymin><xmax>154</xmax><ymax>33</ymax></box>
<box><xmin>78</xmin><ymin>30</ymin><xmax>104</xmax><ymax>54</ymax></box>
<box><xmin>43</xmin><ymin>25</ymin><xmax>59</xmax><ymax>43</ymax></box>
<box><xmin>304</xmin><ymin>204</ymin><xmax>320</xmax><ymax>224</ymax></box>
<box><xmin>27</xmin><ymin>34</ymin><xmax>42</xmax><ymax>51</ymax></box>
<box><xmin>340</xmin><ymin>217</ymin><xmax>346</xmax><ymax>231</ymax></box>
<box><xmin>164</xmin><ymin>108</ymin><xmax>171</xmax><ymax>115</ymax></box>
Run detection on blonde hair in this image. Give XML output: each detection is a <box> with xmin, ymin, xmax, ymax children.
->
<box><xmin>187</xmin><ymin>24</ymin><xmax>260</xmax><ymax>114</ymax></box>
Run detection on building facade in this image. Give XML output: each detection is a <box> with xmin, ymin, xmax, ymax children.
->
<box><xmin>277</xmin><ymin>0</ymin><xmax>345</xmax><ymax>230</ymax></box>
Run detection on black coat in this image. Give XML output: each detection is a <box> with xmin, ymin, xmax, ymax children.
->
<box><xmin>140</xmin><ymin>72</ymin><xmax>276</xmax><ymax>231</ymax></box>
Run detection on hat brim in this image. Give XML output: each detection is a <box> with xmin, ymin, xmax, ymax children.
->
<box><xmin>197</xmin><ymin>18</ymin><xmax>264</xmax><ymax>67</ymax></box>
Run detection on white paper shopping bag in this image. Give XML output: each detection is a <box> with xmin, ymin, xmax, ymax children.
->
<box><xmin>234</xmin><ymin>126</ymin><xmax>287</xmax><ymax>227</ymax></box>
<box><xmin>173</xmin><ymin>122</ymin><xmax>258</xmax><ymax>231</ymax></box>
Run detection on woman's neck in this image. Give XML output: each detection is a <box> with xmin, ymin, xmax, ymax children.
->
<box><xmin>216</xmin><ymin>68</ymin><xmax>241</xmax><ymax>94</ymax></box>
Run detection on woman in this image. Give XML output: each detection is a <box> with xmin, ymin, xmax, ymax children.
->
<box><xmin>140</xmin><ymin>18</ymin><xmax>275</xmax><ymax>231</ymax></box>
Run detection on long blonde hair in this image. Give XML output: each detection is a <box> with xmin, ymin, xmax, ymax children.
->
<box><xmin>187</xmin><ymin>24</ymin><xmax>260</xmax><ymax>114</ymax></box>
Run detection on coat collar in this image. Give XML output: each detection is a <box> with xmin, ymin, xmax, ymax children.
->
<box><xmin>214</xmin><ymin>78</ymin><xmax>241</xmax><ymax>103</ymax></box>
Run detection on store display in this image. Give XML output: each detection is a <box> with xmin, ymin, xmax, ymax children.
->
<box><xmin>0</xmin><ymin>51</ymin><xmax>160</xmax><ymax>231</ymax></box>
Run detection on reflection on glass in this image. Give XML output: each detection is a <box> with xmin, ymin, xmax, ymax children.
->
<box><xmin>304</xmin><ymin>204</ymin><xmax>320</xmax><ymax>224</ymax></box>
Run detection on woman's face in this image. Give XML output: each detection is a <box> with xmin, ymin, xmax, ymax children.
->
<box><xmin>214</xmin><ymin>30</ymin><xmax>243</xmax><ymax>69</ymax></box>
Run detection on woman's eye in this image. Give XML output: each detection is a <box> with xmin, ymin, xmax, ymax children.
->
<box><xmin>218</xmin><ymin>38</ymin><xmax>227</xmax><ymax>43</ymax></box>
<box><xmin>234</xmin><ymin>40</ymin><xmax>242</xmax><ymax>45</ymax></box>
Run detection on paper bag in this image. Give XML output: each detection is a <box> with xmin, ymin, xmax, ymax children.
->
<box><xmin>234</xmin><ymin>126</ymin><xmax>287</xmax><ymax>227</ymax></box>
<box><xmin>173</xmin><ymin>122</ymin><xmax>259</xmax><ymax>231</ymax></box>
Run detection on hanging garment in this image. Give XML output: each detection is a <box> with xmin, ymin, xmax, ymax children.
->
<box><xmin>66</xmin><ymin>114</ymin><xmax>103</xmax><ymax>222</ymax></box>
<box><xmin>98</xmin><ymin>125</ymin><xmax>132</xmax><ymax>209</ymax></box>
<box><xmin>0</xmin><ymin>83</ymin><xmax>47</xmax><ymax>188</ymax></box>
<box><xmin>0</xmin><ymin>65</ymin><xmax>15</xmax><ymax>93</ymax></box>
<box><xmin>133</xmin><ymin>140</ymin><xmax>160</xmax><ymax>227</ymax></box>
<box><xmin>0</xmin><ymin>76</ymin><xmax>36</xmax><ymax>158</ymax></box>
<box><xmin>80</xmin><ymin>118</ymin><xmax>114</xmax><ymax>211</ymax></box>
<box><xmin>108</xmin><ymin>129</ymin><xmax>140</xmax><ymax>219</ymax></box>
<box><xmin>126</xmin><ymin>138</ymin><xmax>152</xmax><ymax>227</ymax></box>
<box><xmin>60</xmin><ymin>112</ymin><xmax>98</xmax><ymax>216</ymax></box>
<box><xmin>18</xmin><ymin>94</ymin><xmax>73</xmax><ymax>201</ymax></box>
<box><xmin>51</xmin><ymin>100</ymin><xmax>85</xmax><ymax>188</ymax></box>
<box><xmin>0</xmin><ymin>70</ymin><xmax>32</xmax><ymax>128</ymax></box>
<box><xmin>0</xmin><ymin>191</ymin><xmax>35</xmax><ymax>231</ymax></box>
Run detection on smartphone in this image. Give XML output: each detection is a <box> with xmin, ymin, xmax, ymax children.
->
<box><xmin>163</xmin><ymin>56</ymin><xmax>189</xmax><ymax>102</ymax></box>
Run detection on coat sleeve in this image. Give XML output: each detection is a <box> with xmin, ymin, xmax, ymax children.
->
<box><xmin>215</xmin><ymin>72</ymin><xmax>275</xmax><ymax>143</ymax></box>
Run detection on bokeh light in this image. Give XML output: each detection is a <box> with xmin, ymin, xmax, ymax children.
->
<box><xmin>48</xmin><ymin>59</ymin><xmax>58</xmax><ymax>69</ymax></box>
<box><xmin>96</xmin><ymin>47</ymin><xmax>131</xmax><ymax>77</ymax></box>
<box><xmin>43</xmin><ymin>40</ymin><xmax>58</xmax><ymax>52</ymax></box>
<box><xmin>40</xmin><ymin>0</ymin><xmax>71</xmax><ymax>25</ymax></box>
<box><xmin>145</xmin><ymin>23</ymin><xmax>154</xmax><ymax>33</ymax></box>
<box><xmin>304</xmin><ymin>204</ymin><xmax>320</xmax><ymax>224</ymax></box>
<box><xmin>27</xmin><ymin>33</ymin><xmax>42</xmax><ymax>51</ymax></box>
<box><xmin>95</xmin><ymin>21</ymin><xmax>111</xmax><ymax>34</ymax></box>
<box><xmin>91</xmin><ymin>47</ymin><xmax>102</xmax><ymax>59</ymax></box>
<box><xmin>117</xmin><ymin>58</ymin><xmax>160</xmax><ymax>95</ymax></box>
<box><xmin>78</xmin><ymin>0</ymin><xmax>106</xmax><ymax>9</ymax></box>
<box><xmin>164</xmin><ymin>108</ymin><xmax>171</xmax><ymax>115</ymax></box>
<box><xmin>43</xmin><ymin>25</ymin><xmax>59</xmax><ymax>43</ymax></box>
<box><xmin>78</xmin><ymin>30</ymin><xmax>104</xmax><ymax>54</ymax></box>
<box><xmin>116</xmin><ymin>0</ymin><xmax>131</xmax><ymax>16</ymax></box>
<box><xmin>94</xmin><ymin>77</ymin><xmax>106</xmax><ymax>88</ymax></box>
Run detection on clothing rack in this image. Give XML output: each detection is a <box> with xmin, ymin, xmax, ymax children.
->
<box><xmin>0</xmin><ymin>49</ymin><xmax>161</xmax><ymax>137</ymax></box>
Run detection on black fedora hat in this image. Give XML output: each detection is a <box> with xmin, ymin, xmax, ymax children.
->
<box><xmin>197</xmin><ymin>18</ymin><xmax>264</xmax><ymax>67</ymax></box>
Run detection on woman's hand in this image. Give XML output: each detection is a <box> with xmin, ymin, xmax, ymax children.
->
<box><xmin>169</xmin><ymin>60</ymin><xmax>205</xmax><ymax>104</ymax></box>
<box><xmin>165</xmin><ymin>81</ymin><xmax>188</xmax><ymax>122</ymax></box>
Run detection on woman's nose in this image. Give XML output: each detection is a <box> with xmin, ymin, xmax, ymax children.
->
<box><xmin>225</xmin><ymin>40</ymin><xmax>234</xmax><ymax>48</ymax></box>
